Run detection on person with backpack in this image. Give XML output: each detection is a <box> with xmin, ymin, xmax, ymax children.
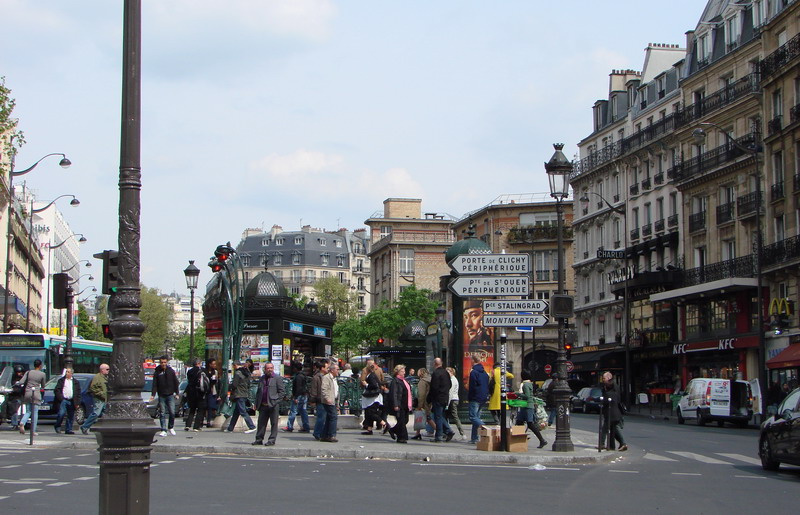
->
<box><xmin>224</xmin><ymin>360</ymin><xmax>257</xmax><ymax>434</ymax></box>
<box><xmin>283</xmin><ymin>361</ymin><xmax>310</xmax><ymax>433</ymax></box>
<box><xmin>184</xmin><ymin>358</ymin><xmax>208</xmax><ymax>432</ymax></box>
<box><xmin>150</xmin><ymin>356</ymin><xmax>180</xmax><ymax>437</ymax></box>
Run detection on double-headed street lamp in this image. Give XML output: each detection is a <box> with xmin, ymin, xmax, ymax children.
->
<box><xmin>545</xmin><ymin>143</ymin><xmax>574</xmax><ymax>452</ymax></box>
<box><xmin>692</xmin><ymin>122</ymin><xmax>766</xmax><ymax>417</ymax></box>
<box><xmin>25</xmin><ymin>195</ymin><xmax>80</xmax><ymax>331</ymax></box>
<box><xmin>183</xmin><ymin>260</ymin><xmax>200</xmax><ymax>362</ymax></box>
<box><xmin>45</xmin><ymin>234</ymin><xmax>87</xmax><ymax>334</ymax></box>
<box><xmin>3</xmin><ymin>150</ymin><xmax>71</xmax><ymax>331</ymax></box>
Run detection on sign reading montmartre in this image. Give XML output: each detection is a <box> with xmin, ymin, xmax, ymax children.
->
<box><xmin>448</xmin><ymin>254</ymin><xmax>529</xmax><ymax>275</ymax></box>
<box><xmin>448</xmin><ymin>276</ymin><xmax>529</xmax><ymax>297</ymax></box>
<box><xmin>483</xmin><ymin>314</ymin><xmax>549</xmax><ymax>327</ymax></box>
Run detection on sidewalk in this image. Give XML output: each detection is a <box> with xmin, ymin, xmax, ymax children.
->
<box><xmin>0</xmin><ymin>418</ymin><xmax>618</xmax><ymax>466</ymax></box>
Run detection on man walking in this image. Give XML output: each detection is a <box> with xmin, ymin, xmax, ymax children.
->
<box><xmin>80</xmin><ymin>363</ymin><xmax>109</xmax><ymax>435</ymax></box>
<box><xmin>283</xmin><ymin>361</ymin><xmax>310</xmax><ymax>433</ymax></box>
<box><xmin>54</xmin><ymin>368</ymin><xmax>81</xmax><ymax>435</ymax></box>
<box><xmin>310</xmin><ymin>358</ymin><xmax>329</xmax><ymax>441</ymax></box>
<box><xmin>320</xmin><ymin>363</ymin><xmax>340</xmax><ymax>442</ymax></box>
<box><xmin>429</xmin><ymin>358</ymin><xmax>455</xmax><ymax>442</ymax></box>
<box><xmin>252</xmin><ymin>363</ymin><xmax>285</xmax><ymax>446</ymax></box>
<box><xmin>467</xmin><ymin>354</ymin><xmax>489</xmax><ymax>444</ymax></box>
<box><xmin>224</xmin><ymin>360</ymin><xmax>257</xmax><ymax>434</ymax></box>
<box><xmin>600</xmin><ymin>371</ymin><xmax>627</xmax><ymax>451</ymax></box>
<box><xmin>150</xmin><ymin>356</ymin><xmax>180</xmax><ymax>437</ymax></box>
<box><xmin>185</xmin><ymin>358</ymin><xmax>208</xmax><ymax>431</ymax></box>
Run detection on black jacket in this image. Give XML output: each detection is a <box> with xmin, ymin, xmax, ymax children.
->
<box><xmin>601</xmin><ymin>382</ymin><xmax>624</xmax><ymax>422</ymax></box>
<box><xmin>428</xmin><ymin>367</ymin><xmax>451</xmax><ymax>406</ymax></box>
<box><xmin>152</xmin><ymin>366</ymin><xmax>179</xmax><ymax>397</ymax></box>
<box><xmin>388</xmin><ymin>376</ymin><xmax>410</xmax><ymax>412</ymax></box>
<box><xmin>292</xmin><ymin>371</ymin><xmax>308</xmax><ymax>397</ymax></box>
<box><xmin>54</xmin><ymin>376</ymin><xmax>81</xmax><ymax>408</ymax></box>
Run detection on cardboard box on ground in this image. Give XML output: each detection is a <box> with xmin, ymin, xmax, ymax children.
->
<box><xmin>477</xmin><ymin>425</ymin><xmax>528</xmax><ymax>452</ymax></box>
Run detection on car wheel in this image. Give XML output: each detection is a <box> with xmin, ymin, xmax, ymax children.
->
<box><xmin>759</xmin><ymin>437</ymin><xmax>780</xmax><ymax>471</ymax></box>
<box><xmin>677</xmin><ymin>408</ymin><xmax>684</xmax><ymax>425</ymax></box>
<box><xmin>74</xmin><ymin>405</ymin><xmax>86</xmax><ymax>426</ymax></box>
<box><xmin>696</xmin><ymin>409</ymin><xmax>706</xmax><ymax>426</ymax></box>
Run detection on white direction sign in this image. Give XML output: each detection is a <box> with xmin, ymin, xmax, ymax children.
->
<box><xmin>484</xmin><ymin>314</ymin><xmax>549</xmax><ymax>327</ymax></box>
<box><xmin>448</xmin><ymin>254</ymin><xmax>529</xmax><ymax>275</ymax></box>
<box><xmin>483</xmin><ymin>299</ymin><xmax>549</xmax><ymax>313</ymax></box>
<box><xmin>448</xmin><ymin>276</ymin><xmax>529</xmax><ymax>297</ymax></box>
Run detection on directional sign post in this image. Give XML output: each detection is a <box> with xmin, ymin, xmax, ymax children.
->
<box><xmin>482</xmin><ymin>299</ymin><xmax>549</xmax><ymax>313</ymax></box>
<box><xmin>448</xmin><ymin>254</ymin><xmax>530</xmax><ymax>275</ymax></box>
<box><xmin>448</xmin><ymin>276</ymin><xmax>529</xmax><ymax>297</ymax></box>
<box><xmin>483</xmin><ymin>314</ymin><xmax>548</xmax><ymax>327</ymax></box>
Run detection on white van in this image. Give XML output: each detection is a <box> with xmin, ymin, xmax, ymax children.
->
<box><xmin>677</xmin><ymin>378</ymin><xmax>753</xmax><ymax>427</ymax></box>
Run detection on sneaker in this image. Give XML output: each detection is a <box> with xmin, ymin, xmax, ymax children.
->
<box><xmin>159</xmin><ymin>431</ymin><xmax>167</xmax><ymax>437</ymax></box>
<box><xmin>460</xmin><ymin>434</ymin><xmax>467</xmax><ymax>441</ymax></box>
<box><xmin>244</xmin><ymin>428</ymin><xmax>257</xmax><ymax>434</ymax></box>
<box><xmin>298</xmin><ymin>428</ymin><xmax>310</xmax><ymax>433</ymax></box>
<box><xmin>169</xmin><ymin>428</ymin><xmax>176</xmax><ymax>436</ymax></box>
<box><xmin>468</xmin><ymin>440</ymin><xmax>478</xmax><ymax>444</ymax></box>
<box><xmin>281</xmin><ymin>427</ymin><xmax>293</xmax><ymax>432</ymax></box>
<box><xmin>81</xmin><ymin>427</ymin><xmax>89</xmax><ymax>435</ymax></box>
<box><xmin>55</xmin><ymin>426</ymin><xmax>62</xmax><ymax>434</ymax></box>
<box><xmin>191</xmin><ymin>428</ymin><xmax>200</xmax><ymax>432</ymax></box>
<box><xmin>65</xmin><ymin>431</ymin><xmax>75</xmax><ymax>435</ymax></box>
<box><xmin>223</xmin><ymin>429</ymin><xmax>232</xmax><ymax>433</ymax></box>
<box><xmin>619</xmin><ymin>445</ymin><xmax>628</xmax><ymax>451</ymax></box>
<box><xmin>184</xmin><ymin>427</ymin><xmax>190</xmax><ymax>431</ymax></box>
<box><xmin>537</xmin><ymin>440</ymin><xmax>548</xmax><ymax>449</ymax></box>
<box><xmin>446</xmin><ymin>431</ymin><xmax>455</xmax><ymax>442</ymax></box>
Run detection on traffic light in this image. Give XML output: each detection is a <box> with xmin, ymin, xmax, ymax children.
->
<box><xmin>208</xmin><ymin>258</ymin><xmax>224</xmax><ymax>273</ymax></box>
<box><xmin>52</xmin><ymin>273</ymin><xmax>69</xmax><ymax>309</ymax></box>
<box><xmin>102</xmin><ymin>324</ymin><xmax>113</xmax><ymax>339</ymax></box>
<box><xmin>93</xmin><ymin>250</ymin><xmax>120</xmax><ymax>294</ymax></box>
<box><xmin>376</xmin><ymin>337</ymin><xmax>385</xmax><ymax>345</ymax></box>
<box><xmin>214</xmin><ymin>244</ymin><xmax>234</xmax><ymax>262</ymax></box>
<box><xmin>550</xmin><ymin>294</ymin><xmax>574</xmax><ymax>318</ymax></box>
<box><xmin>565</xmin><ymin>342</ymin><xmax>572</xmax><ymax>360</ymax></box>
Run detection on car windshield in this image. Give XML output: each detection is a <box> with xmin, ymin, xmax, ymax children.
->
<box><xmin>144</xmin><ymin>378</ymin><xmax>153</xmax><ymax>392</ymax></box>
<box><xmin>589</xmin><ymin>388</ymin><xmax>603</xmax><ymax>398</ymax></box>
<box><xmin>44</xmin><ymin>376</ymin><xmax>60</xmax><ymax>390</ymax></box>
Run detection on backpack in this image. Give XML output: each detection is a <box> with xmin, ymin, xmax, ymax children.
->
<box><xmin>198</xmin><ymin>371</ymin><xmax>210</xmax><ymax>394</ymax></box>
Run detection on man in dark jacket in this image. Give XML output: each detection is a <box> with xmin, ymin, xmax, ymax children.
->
<box><xmin>468</xmin><ymin>354</ymin><xmax>490</xmax><ymax>444</ymax></box>
<box><xmin>185</xmin><ymin>358</ymin><xmax>209</xmax><ymax>432</ymax></box>
<box><xmin>283</xmin><ymin>361</ymin><xmax>310</xmax><ymax>433</ymax></box>
<box><xmin>252</xmin><ymin>362</ymin><xmax>286</xmax><ymax>446</ymax></box>
<box><xmin>546</xmin><ymin>373</ymin><xmax>559</xmax><ymax>426</ymax></box>
<box><xmin>224</xmin><ymin>360</ymin><xmax>257</xmax><ymax>433</ymax></box>
<box><xmin>150</xmin><ymin>357</ymin><xmax>180</xmax><ymax>437</ymax></box>
<box><xmin>310</xmin><ymin>358</ymin><xmax>329</xmax><ymax>441</ymax></box>
<box><xmin>600</xmin><ymin>371</ymin><xmax>627</xmax><ymax>451</ymax></box>
<box><xmin>54</xmin><ymin>368</ymin><xmax>81</xmax><ymax>434</ymax></box>
<box><xmin>429</xmin><ymin>358</ymin><xmax>455</xmax><ymax>442</ymax></box>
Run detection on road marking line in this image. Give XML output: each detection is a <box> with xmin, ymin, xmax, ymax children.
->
<box><xmin>76</xmin><ymin>453</ymin><xmax>92</xmax><ymax>457</ymax></box>
<box><xmin>609</xmin><ymin>470</ymin><xmax>639</xmax><ymax>473</ymax></box>
<box><xmin>667</xmin><ymin>451</ymin><xmax>732</xmax><ymax>465</ymax></box>
<box><xmin>20</xmin><ymin>478</ymin><xmax>56</xmax><ymax>481</ymax></box>
<box><xmin>52</xmin><ymin>457</ymin><xmax>70</xmax><ymax>461</ymax></box>
<box><xmin>159</xmin><ymin>460</ymin><xmax>175</xmax><ymax>464</ymax></box>
<box><xmin>672</xmin><ymin>472</ymin><xmax>702</xmax><ymax>476</ymax></box>
<box><xmin>0</xmin><ymin>496</ymin><xmax>7</xmax><ymax>500</ymax></box>
<box><xmin>16</xmin><ymin>488</ymin><xmax>42</xmax><ymax>494</ymax></box>
<box><xmin>734</xmin><ymin>475</ymin><xmax>766</xmax><ymax>479</ymax></box>
<box><xmin>644</xmin><ymin>453</ymin><xmax>677</xmax><ymax>461</ymax></box>
<box><xmin>47</xmin><ymin>482</ymin><xmax>71</xmax><ymax>487</ymax></box>
<box><xmin>1</xmin><ymin>465</ymin><xmax>20</xmax><ymax>469</ymax></box>
<box><xmin>716</xmin><ymin>453</ymin><xmax>761</xmax><ymax>466</ymax></box>
<box><xmin>177</xmin><ymin>457</ymin><xmax>192</xmax><ymax>460</ymax></box>
<box><xmin>412</xmin><ymin>463</ymin><xmax>580</xmax><ymax>471</ymax></box>
<box><xmin>4</xmin><ymin>481</ymin><xmax>41</xmax><ymax>485</ymax></box>
<box><xmin>27</xmin><ymin>461</ymin><xmax>46</xmax><ymax>465</ymax></box>
<box><xmin>74</xmin><ymin>476</ymin><xmax>95</xmax><ymax>481</ymax></box>
<box><xmin>150</xmin><ymin>464</ymin><xmax>159</xmax><ymax>467</ymax></box>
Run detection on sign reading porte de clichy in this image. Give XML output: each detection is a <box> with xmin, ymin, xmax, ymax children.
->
<box><xmin>448</xmin><ymin>276</ymin><xmax>529</xmax><ymax>297</ymax></box>
<box><xmin>448</xmin><ymin>253</ymin><xmax>530</xmax><ymax>275</ymax></box>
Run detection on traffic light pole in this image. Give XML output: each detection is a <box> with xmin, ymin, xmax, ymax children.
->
<box><xmin>64</xmin><ymin>282</ymin><xmax>74</xmax><ymax>370</ymax></box>
<box><xmin>552</xmin><ymin>197</ymin><xmax>574</xmax><ymax>452</ymax></box>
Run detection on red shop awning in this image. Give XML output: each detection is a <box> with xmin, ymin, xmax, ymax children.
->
<box><xmin>767</xmin><ymin>344</ymin><xmax>800</xmax><ymax>369</ymax></box>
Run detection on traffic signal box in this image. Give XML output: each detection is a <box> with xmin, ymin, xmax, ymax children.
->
<box><xmin>93</xmin><ymin>250</ymin><xmax>120</xmax><ymax>294</ymax></box>
<box><xmin>52</xmin><ymin>273</ymin><xmax>69</xmax><ymax>309</ymax></box>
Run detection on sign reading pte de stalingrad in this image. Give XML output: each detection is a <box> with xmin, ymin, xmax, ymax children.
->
<box><xmin>448</xmin><ymin>253</ymin><xmax>530</xmax><ymax>275</ymax></box>
<box><xmin>448</xmin><ymin>276</ymin><xmax>529</xmax><ymax>297</ymax></box>
<box><xmin>482</xmin><ymin>299</ymin><xmax>549</xmax><ymax>313</ymax></box>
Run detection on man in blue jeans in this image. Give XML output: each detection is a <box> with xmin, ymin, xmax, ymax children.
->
<box><xmin>467</xmin><ymin>354</ymin><xmax>490</xmax><ymax>444</ymax></box>
<box><xmin>284</xmin><ymin>361</ymin><xmax>310</xmax><ymax>432</ymax></box>
<box><xmin>310</xmin><ymin>358</ymin><xmax>329</xmax><ymax>440</ymax></box>
<box><xmin>150</xmin><ymin>357</ymin><xmax>180</xmax><ymax>437</ymax></box>
<box><xmin>225</xmin><ymin>360</ymin><xmax>257</xmax><ymax>434</ymax></box>
<box><xmin>430</xmin><ymin>358</ymin><xmax>455</xmax><ymax>442</ymax></box>
<box><xmin>80</xmin><ymin>363</ymin><xmax>109</xmax><ymax>435</ymax></box>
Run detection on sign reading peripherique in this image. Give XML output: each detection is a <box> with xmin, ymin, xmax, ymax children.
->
<box><xmin>448</xmin><ymin>254</ymin><xmax>530</xmax><ymax>275</ymax></box>
<box><xmin>482</xmin><ymin>299</ymin><xmax>549</xmax><ymax>313</ymax></box>
<box><xmin>448</xmin><ymin>276</ymin><xmax>529</xmax><ymax>297</ymax></box>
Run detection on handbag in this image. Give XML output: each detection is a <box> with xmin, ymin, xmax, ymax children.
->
<box><xmin>413</xmin><ymin>409</ymin><xmax>426</xmax><ymax>431</ymax></box>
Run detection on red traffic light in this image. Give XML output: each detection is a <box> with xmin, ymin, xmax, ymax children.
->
<box><xmin>564</xmin><ymin>343</ymin><xmax>572</xmax><ymax>351</ymax></box>
<box><xmin>377</xmin><ymin>337</ymin><xmax>385</xmax><ymax>345</ymax></box>
<box><xmin>208</xmin><ymin>258</ymin><xmax>224</xmax><ymax>273</ymax></box>
<box><xmin>102</xmin><ymin>324</ymin><xmax>113</xmax><ymax>339</ymax></box>
<box><xmin>214</xmin><ymin>244</ymin><xmax>233</xmax><ymax>262</ymax></box>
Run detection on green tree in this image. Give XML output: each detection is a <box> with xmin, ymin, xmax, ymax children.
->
<box><xmin>172</xmin><ymin>324</ymin><xmax>206</xmax><ymax>363</ymax></box>
<box><xmin>313</xmin><ymin>276</ymin><xmax>358</xmax><ymax>320</ymax></box>
<box><xmin>76</xmin><ymin>303</ymin><xmax>102</xmax><ymax>340</ymax></box>
<box><xmin>140</xmin><ymin>286</ymin><xmax>173</xmax><ymax>358</ymax></box>
<box><xmin>0</xmin><ymin>76</ymin><xmax>25</xmax><ymax>170</ymax></box>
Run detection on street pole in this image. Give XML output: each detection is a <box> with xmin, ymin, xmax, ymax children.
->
<box><xmin>94</xmin><ymin>2</ymin><xmax>157</xmax><ymax>513</ymax></box>
<box><xmin>189</xmin><ymin>286</ymin><xmax>196</xmax><ymax>361</ymax></box>
<box><xmin>64</xmin><ymin>282</ymin><xmax>74</xmax><ymax>370</ymax></box>
<box><xmin>500</xmin><ymin>331</ymin><xmax>508</xmax><ymax>452</ymax></box>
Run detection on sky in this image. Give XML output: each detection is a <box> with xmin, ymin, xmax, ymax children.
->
<box><xmin>1</xmin><ymin>0</ymin><xmax>707</xmax><ymax>295</ymax></box>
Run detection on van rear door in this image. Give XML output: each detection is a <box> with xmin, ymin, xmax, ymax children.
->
<box><xmin>708</xmin><ymin>379</ymin><xmax>731</xmax><ymax>417</ymax></box>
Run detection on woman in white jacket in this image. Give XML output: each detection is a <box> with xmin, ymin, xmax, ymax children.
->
<box><xmin>446</xmin><ymin>367</ymin><xmax>465</xmax><ymax>440</ymax></box>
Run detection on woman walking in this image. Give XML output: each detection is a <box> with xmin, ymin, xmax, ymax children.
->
<box><xmin>412</xmin><ymin>368</ymin><xmax>434</xmax><ymax>440</ymax></box>
<box><xmin>360</xmin><ymin>363</ymin><xmax>384</xmax><ymax>434</ymax></box>
<box><xmin>387</xmin><ymin>364</ymin><xmax>411</xmax><ymax>443</ymax></box>
<box><xmin>17</xmin><ymin>359</ymin><xmax>47</xmax><ymax>435</ymax></box>
<box><xmin>516</xmin><ymin>371</ymin><xmax>547</xmax><ymax>448</ymax></box>
<box><xmin>446</xmin><ymin>367</ymin><xmax>465</xmax><ymax>440</ymax></box>
<box><xmin>205</xmin><ymin>358</ymin><xmax>219</xmax><ymax>427</ymax></box>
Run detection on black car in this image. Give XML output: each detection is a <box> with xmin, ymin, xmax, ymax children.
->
<box><xmin>759</xmin><ymin>386</ymin><xmax>800</xmax><ymax>471</ymax></box>
<box><xmin>39</xmin><ymin>373</ymin><xmax>96</xmax><ymax>425</ymax></box>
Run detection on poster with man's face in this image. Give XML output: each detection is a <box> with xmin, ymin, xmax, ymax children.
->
<box><xmin>462</xmin><ymin>301</ymin><xmax>494</xmax><ymax>387</ymax></box>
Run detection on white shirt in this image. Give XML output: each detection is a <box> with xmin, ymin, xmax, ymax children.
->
<box><xmin>63</xmin><ymin>378</ymin><xmax>74</xmax><ymax>400</ymax></box>
<box><xmin>449</xmin><ymin>375</ymin><xmax>459</xmax><ymax>402</ymax></box>
<box><xmin>340</xmin><ymin>370</ymin><xmax>353</xmax><ymax>378</ymax></box>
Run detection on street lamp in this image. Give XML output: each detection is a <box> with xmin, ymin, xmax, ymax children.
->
<box><xmin>692</xmin><ymin>123</ymin><xmax>766</xmax><ymax>418</ymax></box>
<box><xmin>45</xmin><ymin>234</ymin><xmax>87</xmax><ymax>335</ymax></box>
<box><xmin>183</xmin><ymin>260</ymin><xmax>200</xmax><ymax>362</ymax></box>
<box><xmin>2</xmin><ymin>150</ymin><xmax>71</xmax><ymax>332</ymax></box>
<box><xmin>544</xmin><ymin>143</ymin><xmax>574</xmax><ymax>452</ymax></box>
<box><xmin>25</xmin><ymin>195</ymin><xmax>80</xmax><ymax>331</ymax></box>
<box><xmin>62</xmin><ymin>259</ymin><xmax>92</xmax><ymax>274</ymax></box>
<box><xmin>580</xmin><ymin>191</ymin><xmax>631</xmax><ymax>405</ymax></box>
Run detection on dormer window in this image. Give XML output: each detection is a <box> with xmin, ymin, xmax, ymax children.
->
<box><xmin>320</xmin><ymin>239</ymin><xmax>326</xmax><ymax>246</ymax></box>
<box><xmin>276</xmin><ymin>237</ymin><xmax>284</xmax><ymax>246</ymax></box>
<box><xmin>698</xmin><ymin>33</ymin><xmax>710</xmax><ymax>64</ymax></box>
<box><xmin>262</xmin><ymin>238</ymin><xmax>269</xmax><ymax>247</ymax></box>
<box><xmin>273</xmin><ymin>253</ymin><xmax>282</xmax><ymax>265</ymax></box>
<box><xmin>725</xmin><ymin>13</ymin><xmax>740</xmax><ymax>50</ymax></box>
<box><xmin>335</xmin><ymin>240</ymin><xmax>342</xmax><ymax>248</ymax></box>
<box><xmin>295</xmin><ymin>236</ymin><xmax>303</xmax><ymax>245</ymax></box>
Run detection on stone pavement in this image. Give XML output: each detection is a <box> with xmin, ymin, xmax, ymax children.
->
<box><xmin>0</xmin><ymin>416</ymin><xmax>619</xmax><ymax>466</ymax></box>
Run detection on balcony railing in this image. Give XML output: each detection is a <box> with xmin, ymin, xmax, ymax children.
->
<box><xmin>768</xmin><ymin>115</ymin><xmax>783</xmax><ymax>135</ymax></box>
<box><xmin>688</xmin><ymin>211</ymin><xmax>706</xmax><ymax>232</ymax></box>
<box><xmin>675</xmin><ymin>74</ymin><xmax>759</xmax><ymax>126</ymax></box>
<box><xmin>599</xmin><ymin>292</ymin><xmax>605</xmax><ymax>299</ymax></box>
<box><xmin>654</xmin><ymin>173</ymin><xmax>664</xmax><ymax>185</ymax></box>
<box><xmin>642</xmin><ymin>223</ymin><xmax>652</xmax><ymax>237</ymax></box>
<box><xmin>507</xmin><ymin>225</ymin><xmax>573</xmax><ymax>244</ymax></box>
<box><xmin>536</xmin><ymin>270</ymin><xmax>551</xmax><ymax>282</ymax></box>
<box><xmin>668</xmin><ymin>132</ymin><xmax>759</xmax><ymax>182</ymax></box>
<box><xmin>682</xmin><ymin>255</ymin><xmax>755</xmax><ymax>287</ymax></box>
<box><xmin>737</xmin><ymin>191</ymin><xmax>764</xmax><ymax>217</ymax></box>
<box><xmin>654</xmin><ymin>219</ymin><xmax>665</xmax><ymax>232</ymax></box>
<box><xmin>630</xmin><ymin>228</ymin><xmax>640</xmax><ymax>241</ymax></box>
<box><xmin>771</xmin><ymin>181</ymin><xmax>785</xmax><ymax>201</ymax></box>
<box><xmin>667</xmin><ymin>214</ymin><xmax>679</xmax><ymax>227</ymax></box>
<box><xmin>613</xmin><ymin>193</ymin><xmax>620</xmax><ymax>202</ymax></box>
<box><xmin>716</xmin><ymin>202</ymin><xmax>735</xmax><ymax>224</ymax></box>
<box><xmin>584</xmin><ymin>295</ymin><xmax>590</xmax><ymax>303</ymax></box>
<box><xmin>642</xmin><ymin>178</ymin><xmax>652</xmax><ymax>191</ymax></box>
<box><xmin>630</xmin><ymin>183</ymin><xmax>639</xmax><ymax>196</ymax></box>
<box><xmin>760</xmin><ymin>32</ymin><xmax>800</xmax><ymax>80</ymax></box>
<box><xmin>762</xmin><ymin>234</ymin><xmax>800</xmax><ymax>268</ymax></box>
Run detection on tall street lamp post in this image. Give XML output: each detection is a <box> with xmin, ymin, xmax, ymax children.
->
<box><xmin>25</xmin><ymin>195</ymin><xmax>80</xmax><ymax>331</ymax></box>
<box><xmin>545</xmin><ymin>143</ymin><xmax>574</xmax><ymax>452</ymax></box>
<box><xmin>692</xmin><ymin>123</ymin><xmax>766</xmax><ymax>417</ymax></box>
<box><xmin>94</xmin><ymin>2</ymin><xmax>158</xmax><ymax>513</ymax></box>
<box><xmin>183</xmin><ymin>260</ymin><xmax>200</xmax><ymax>362</ymax></box>
<box><xmin>580</xmin><ymin>192</ymin><xmax>631</xmax><ymax>405</ymax></box>
<box><xmin>3</xmin><ymin>149</ymin><xmax>71</xmax><ymax>331</ymax></box>
<box><xmin>45</xmin><ymin>234</ymin><xmax>87</xmax><ymax>334</ymax></box>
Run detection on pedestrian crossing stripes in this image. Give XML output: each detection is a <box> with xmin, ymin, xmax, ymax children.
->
<box><xmin>716</xmin><ymin>453</ymin><xmax>761</xmax><ymax>466</ymax></box>
<box><xmin>667</xmin><ymin>451</ymin><xmax>733</xmax><ymax>464</ymax></box>
<box><xmin>643</xmin><ymin>451</ymin><xmax>759</xmax><ymax>466</ymax></box>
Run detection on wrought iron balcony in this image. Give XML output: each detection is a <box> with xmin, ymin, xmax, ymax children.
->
<box><xmin>682</xmin><ymin>255</ymin><xmax>755</xmax><ymax>287</ymax></box>
<box><xmin>507</xmin><ymin>225</ymin><xmax>573</xmax><ymax>244</ymax></box>
<box><xmin>760</xmin><ymin>32</ymin><xmax>800</xmax><ymax>80</ymax></box>
<box><xmin>630</xmin><ymin>228</ymin><xmax>640</xmax><ymax>241</ymax></box>
<box><xmin>768</xmin><ymin>115</ymin><xmax>783</xmax><ymax>135</ymax></box>
<box><xmin>613</xmin><ymin>193</ymin><xmax>620</xmax><ymax>202</ymax></box>
<box><xmin>688</xmin><ymin>211</ymin><xmax>706</xmax><ymax>232</ymax></box>
<box><xmin>642</xmin><ymin>223</ymin><xmax>652</xmax><ymax>237</ymax></box>
<box><xmin>667</xmin><ymin>214</ymin><xmax>679</xmax><ymax>228</ymax></box>
<box><xmin>675</xmin><ymin>74</ymin><xmax>759</xmax><ymax>126</ymax></box>
<box><xmin>667</xmin><ymin>132</ymin><xmax>759</xmax><ymax>182</ymax></box>
<box><xmin>762</xmin><ymin>234</ymin><xmax>800</xmax><ymax>268</ymax></box>
<box><xmin>654</xmin><ymin>219</ymin><xmax>665</xmax><ymax>232</ymax></box>
<box><xmin>630</xmin><ymin>183</ymin><xmax>639</xmax><ymax>196</ymax></box>
<box><xmin>642</xmin><ymin>178</ymin><xmax>652</xmax><ymax>191</ymax></box>
<box><xmin>716</xmin><ymin>202</ymin><xmax>735</xmax><ymax>224</ymax></box>
<box><xmin>737</xmin><ymin>191</ymin><xmax>764</xmax><ymax>218</ymax></box>
<box><xmin>654</xmin><ymin>173</ymin><xmax>664</xmax><ymax>185</ymax></box>
<box><xmin>771</xmin><ymin>181</ymin><xmax>785</xmax><ymax>202</ymax></box>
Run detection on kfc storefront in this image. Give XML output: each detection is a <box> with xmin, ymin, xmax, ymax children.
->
<box><xmin>673</xmin><ymin>335</ymin><xmax>760</xmax><ymax>385</ymax></box>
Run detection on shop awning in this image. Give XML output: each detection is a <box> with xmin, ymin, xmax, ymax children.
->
<box><xmin>767</xmin><ymin>344</ymin><xmax>800</xmax><ymax>369</ymax></box>
<box><xmin>569</xmin><ymin>349</ymin><xmax>624</xmax><ymax>372</ymax></box>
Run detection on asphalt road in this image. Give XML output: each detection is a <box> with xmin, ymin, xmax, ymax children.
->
<box><xmin>0</xmin><ymin>413</ymin><xmax>796</xmax><ymax>514</ymax></box>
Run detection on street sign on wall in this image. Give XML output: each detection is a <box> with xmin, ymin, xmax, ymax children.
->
<box><xmin>448</xmin><ymin>254</ymin><xmax>529</xmax><ymax>275</ymax></box>
<box><xmin>483</xmin><ymin>314</ymin><xmax>548</xmax><ymax>327</ymax></box>
<box><xmin>597</xmin><ymin>249</ymin><xmax>625</xmax><ymax>259</ymax></box>
<box><xmin>448</xmin><ymin>276</ymin><xmax>529</xmax><ymax>297</ymax></box>
<box><xmin>482</xmin><ymin>299</ymin><xmax>549</xmax><ymax>313</ymax></box>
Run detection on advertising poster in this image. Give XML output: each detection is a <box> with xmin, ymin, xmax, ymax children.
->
<box><xmin>462</xmin><ymin>300</ymin><xmax>495</xmax><ymax>387</ymax></box>
<box><xmin>271</xmin><ymin>345</ymin><xmax>283</xmax><ymax>376</ymax></box>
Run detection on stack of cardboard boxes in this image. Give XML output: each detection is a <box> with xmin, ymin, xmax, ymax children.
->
<box><xmin>477</xmin><ymin>425</ymin><xmax>528</xmax><ymax>452</ymax></box>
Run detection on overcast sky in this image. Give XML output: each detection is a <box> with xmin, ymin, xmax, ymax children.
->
<box><xmin>1</xmin><ymin>0</ymin><xmax>705</xmax><ymax>295</ymax></box>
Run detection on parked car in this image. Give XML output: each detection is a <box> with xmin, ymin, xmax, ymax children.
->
<box><xmin>759</xmin><ymin>386</ymin><xmax>800</xmax><ymax>471</ymax></box>
<box><xmin>143</xmin><ymin>376</ymin><xmax>158</xmax><ymax>418</ymax></box>
<box><xmin>38</xmin><ymin>373</ymin><xmax>96</xmax><ymax>425</ymax></box>
<box><xmin>676</xmin><ymin>378</ymin><xmax>753</xmax><ymax>427</ymax></box>
<box><xmin>571</xmin><ymin>387</ymin><xmax>591</xmax><ymax>413</ymax></box>
<box><xmin>581</xmin><ymin>387</ymin><xmax>604</xmax><ymax>414</ymax></box>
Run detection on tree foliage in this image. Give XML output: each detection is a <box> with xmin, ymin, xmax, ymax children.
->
<box><xmin>312</xmin><ymin>276</ymin><xmax>358</xmax><ymax>321</ymax></box>
<box><xmin>140</xmin><ymin>286</ymin><xmax>173</xmax><ymax>357</ymax></box>
<box><xmin>76</xmin><ymin>303</ymin><xmax>102</xmax><ymax>341</ymax></box>
<box><xmin>0</xmin><ymin>76</ymin><xmax>25</xmax><ymax>169</ymax></box>
<box><xmin>172</xmin><ymin>324</ymin><xmax>206</xmax><ymax>363</ymax></box>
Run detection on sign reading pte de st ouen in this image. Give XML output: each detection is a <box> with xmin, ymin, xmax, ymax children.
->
<box><xmin>482</xmin><ymin>299</ymin><xmax>549</xmax><ymax>313</ymax></box>
<box><xmin>448</xmin><ymin>253</ymin><xmax>530</xmax><ymax>275</ymax></box>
